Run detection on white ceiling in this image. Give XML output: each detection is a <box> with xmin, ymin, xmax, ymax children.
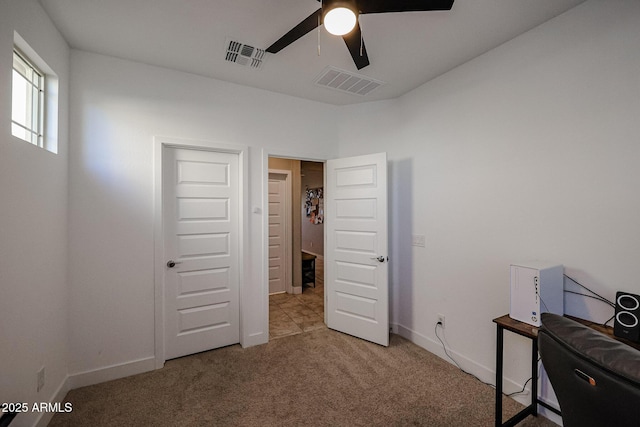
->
<box><xmin>39</xmin><ymin>0</ymin><xmax>586</xmax><ymax>105</ymax></box>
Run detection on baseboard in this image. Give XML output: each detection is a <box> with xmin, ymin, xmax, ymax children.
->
<box><xmin>392</xmin><ymin>322</ymin><xmax>533</xmax><ymax>407</ymax></box>
<box><xmin>242</xmin><ymin>331</ymin><xmax>269</xmax><ymax>348</ymax></box>
<box><xmin>68</xmin><ymin>356</ymin><xmax>156</xmax><ymax>390</ymax></box>
<box><xmin>33</xmin><ymin>374</ymin><xmax>71</xmax><ymax>427</ymax></box>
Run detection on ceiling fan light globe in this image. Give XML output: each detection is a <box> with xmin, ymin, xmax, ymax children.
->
<box><xmin>324</xmin><ymin>7</ymin><xmax>357</xmax><ymax>36</ymax></box>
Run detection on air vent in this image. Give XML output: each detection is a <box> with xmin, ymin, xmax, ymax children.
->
<box><xmin>224</xmin><ymin>39</ymin><xmax>265</xmax><ymax>70</ymax></box>
<box><xmin>314</xmin><ymin>66</ymin><xmax>383</xmax><ymax>96</ymax></box>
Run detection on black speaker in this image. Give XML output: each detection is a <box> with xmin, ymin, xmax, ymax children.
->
<box><xmin>614</xmin><ymin>291</ymin><xmax>640</xmax><ymax>342</ymax></box>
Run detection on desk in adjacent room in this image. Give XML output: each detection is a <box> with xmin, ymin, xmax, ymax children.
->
<box><xmin>302</xmin><ymin>252</ymin><xmax>316</xmax><ymax>288</ymax></box>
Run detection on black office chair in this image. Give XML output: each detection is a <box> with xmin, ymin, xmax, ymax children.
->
<box><xmin>538</xmin><ymin>313</ymin><xmax>640</xmax><ymax>427</ymax></box>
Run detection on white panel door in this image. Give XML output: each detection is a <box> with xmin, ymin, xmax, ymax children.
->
<box><xmin>326</xmin><ymin>152</ymin><xmax>389</xmax><ymax>346</ymax></box>
<box><xmin>268</xmin><ymin>172</ymin><xmax>290</xmax><ymax>294</ymax></box>
<box><xmin>163</xmin><ymin>147</ymin><xmax>239</xmax><ymax>360</ymax></box>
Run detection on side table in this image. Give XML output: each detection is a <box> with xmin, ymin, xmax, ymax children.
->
<box><xmin>493</xmin><ymin>314</ymin><xmax>560</xmax><ymax>426</ymax></box>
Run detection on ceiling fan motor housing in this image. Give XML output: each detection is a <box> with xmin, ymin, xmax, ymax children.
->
<box><xmin>322</xmin><ymin>0</ymin><xmax>359</xmax><ymax>22</ymax></box>
<box><xmin>322</xmin><ymin>0</ymin><xmax>359</xmax><ymax>36</ymax></box>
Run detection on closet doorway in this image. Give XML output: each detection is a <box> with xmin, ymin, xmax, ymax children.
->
<box><xmin>268</xmin><ymin>158</ymin><xmax>325</xmax><ymax>340</ymax></box>
<box><xmin>268</xmin><ymin>170</ymin><xmax>292</xmax><ymax>295</ymax></box>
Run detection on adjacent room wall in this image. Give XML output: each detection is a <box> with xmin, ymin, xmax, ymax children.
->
<box><xmin>337</xmin><ymin>0</ymin><xmax>640</xmax><ymax>407</ymax></box>
<box><xmin>0</xmin><ymin>1</ymin><xmax>70</xmax><ymax>426</ymax></box>
<box><xmin>301</xmin><ymin>161</ymin><xmax>324</xmax><ymax>256</ymax></box>
<box><xmin>67</xmin><ymin>51</ymin><xmax>339</xmax><ymax>378</ymax></box>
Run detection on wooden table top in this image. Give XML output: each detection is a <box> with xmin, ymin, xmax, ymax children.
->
<box><xmin>493</xmin><ymin>314</ymin><xmax>539</xmax><ymax>339</ymax></box>
<box><xmin>493</xmin><ymin>314</ymin><xmax>640</xmax><ymax>351</ymax></box>
<box><xmin>302</xmin><ymin>252</ymin><xmax>317</xmax><ymax>261</ymax></box>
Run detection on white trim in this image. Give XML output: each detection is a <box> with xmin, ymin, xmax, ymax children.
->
<box><xmin>393</xmin><ymin>322</ymin><xmax>532</xmax><ymax>406</ymax></box>
<box><xmin>33</xmin><ymin>375</ymin><xmax>71</xmax><ymax>427</ymax></box>
<box><xmin>266</xmin><ymin>146</ymin><xmax>331</xmax><ymax>163</ymax></box>
<box><xmin>393</xmin><ymin>323</ymin><xmax>561</xmax><ymax>426</ymax></box>
<box><xmin>153</xmin><ymin>136</ymin><xmax>249</xmax><ymax>369</ymax></box>
<box><xmin>268</xmin><ymin>169</ymin><xmax>292</xmax><ymax>294</ymax></box>
<box><xmin>260</xmin><ymin>151</ymin><xmax>271</xmax><ymax>343</ymax></box>
<box><xmin>324</xmin><ymin>163</ymin><xmax>327</xmax><ymax>325</ymax></box>
<box><xmin>30</xmin><ymin>359</ymin><xmax>154</xmax><ymax>426</ymax></box>
<box><xmin>68</xmin><ymin>357</ymin><xmax>156</xmax><ymax>389</ymax></box>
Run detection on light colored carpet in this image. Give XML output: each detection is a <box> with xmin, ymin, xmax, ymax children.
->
<box><xmin>49</xmin><ymin>329</ymin><xmax>556</xmax><ymax>426</ymax></box>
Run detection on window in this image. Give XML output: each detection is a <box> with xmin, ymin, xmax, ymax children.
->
<box><xmin>12</xmin><ymin>48</ymin><xmax>44</xmax><ymax>147</ymax></box>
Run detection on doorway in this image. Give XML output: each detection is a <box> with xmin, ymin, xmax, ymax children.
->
<box><xmin>268</xmin><ymin>170</ymin><xmax>292</xmax><ymax>295</ymax></box>
<box><xmin>268</xmin><ymin>158</ymin><xmax>325</xmax><ymax>340</ymax></box>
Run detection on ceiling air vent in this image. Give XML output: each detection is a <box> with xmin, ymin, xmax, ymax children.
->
<box><xmin>314</xmin><ymin>66</ymin><xmax>384</xmax><ymax>96</ymax></box>
<box><xmin>225</xmin><ymin>39</ymin><xmax>265</xmax><ymax>69</ymax></box>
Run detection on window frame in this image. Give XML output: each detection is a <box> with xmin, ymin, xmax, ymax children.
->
<box><xmin>12</xmin><ymin>47</ymin><xmax>45</xmax><ymax>148</ymax></box>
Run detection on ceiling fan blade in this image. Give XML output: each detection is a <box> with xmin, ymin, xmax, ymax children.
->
<box><xmin>266</xmin><ymin>8</ymin><xmax>322</xmax><ymax>53</ymax></box>
<box><xmin>342</xmin><ymin>22</ymin><xmax>370</xmax><ymax>70</ymax></box>
<box><xmin>358</xmin><ymin>0</ymin><xmax>454</xmax><ymax>14</ymax></box>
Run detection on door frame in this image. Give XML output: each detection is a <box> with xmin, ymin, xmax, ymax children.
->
<box><xmin>153</xmin><ymin>136</ymin><xmax>248</xmax><ymax>369</ymax></box>
<box><xmin>262</xmin><ymin>150</ymin><xmax>329</xmax><ymax>333</ymax></box>
<box><xmin>268</xmin><ymin>169</ymin><xmax>293</xmax><ymax>295</ymax></box>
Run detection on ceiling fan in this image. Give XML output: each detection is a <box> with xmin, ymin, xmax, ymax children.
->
<box><xmin>266</xmin><ymin>0</ymin><xmax>455</xmax><ymax>70</ymax></box>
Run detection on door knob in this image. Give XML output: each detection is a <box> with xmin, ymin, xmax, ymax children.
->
<box><xmin>370</xmin><ymin>256</ymin><xmax>386</xmax><ymax>263</ymax></box>
<box><xmin>166</xmin><ymin>260</ymin><xmax>182</xmax><ymax>268</ymax></box>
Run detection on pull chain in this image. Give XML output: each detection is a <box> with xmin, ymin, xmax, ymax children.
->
<box><xmin>318</xmin><ymin>13</ymin><xmax>321</xmax><ymax>56</ymax></box>
<box><xmin>318</xmin><ymin>0</ymin><xmax>322</xmax><ymax>56</ymax></box>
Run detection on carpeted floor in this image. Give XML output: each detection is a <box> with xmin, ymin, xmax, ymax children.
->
<box><xmin>49</xmin><ymin>329</ymin><xmax>557</xmax><ymax>426</ymax></box>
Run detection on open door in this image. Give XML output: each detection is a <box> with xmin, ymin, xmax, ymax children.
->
<box><xmin>325</xmin><ymin>152</ymin><xmax>389</xmax><ymax>346</ymax></box>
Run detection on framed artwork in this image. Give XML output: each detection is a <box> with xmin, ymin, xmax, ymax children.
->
<box><xmin>304</xmin><ymin>187</ymin><xmax>324</xmax><ymax>224</ymax></box>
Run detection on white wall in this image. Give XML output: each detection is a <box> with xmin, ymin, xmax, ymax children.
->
<box><xmin>67</xmin><ymin>51</ymin><xmax>339</xmax><ymax>377</ymax></box>
<box><xmin>338</xmin><ymin>0</ymin><xmax>640</xmax><ymax>407</ymax></box>
<box><xmin>4</xmin><ymin>1</ymin><xmax>639</xmax><ymax>424</ymax></box>
<box><xmin>0</xmin><ymin>1</ymin><xmax>70</xmax><ymax>426</ymax></box>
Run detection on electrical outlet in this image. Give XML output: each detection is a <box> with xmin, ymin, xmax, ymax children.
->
<box><xmin>37</xmin><ymin>366</ymin><xmax>45</xmax><ymax>392</ymax></box>
<box><xmin>437</xmin><ymin>314</ymin><xmax>445</xmax><ymax>329</ymax></box>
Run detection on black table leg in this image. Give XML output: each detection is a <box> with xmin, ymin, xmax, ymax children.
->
<box><xmin>496</xmin><ymin>324</ymin><xmax>504</xmax><ymax>427</ymax></box>
<box><xmin>531</xmin><ymin>336</ymin><xmax>538</xmax><ymax>417</ymax></box>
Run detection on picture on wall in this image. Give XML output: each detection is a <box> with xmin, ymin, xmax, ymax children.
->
<box><xmin>305</xmin><ymin>187</ymin><xmax>323</xmax><ymax>224</ymax></box>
